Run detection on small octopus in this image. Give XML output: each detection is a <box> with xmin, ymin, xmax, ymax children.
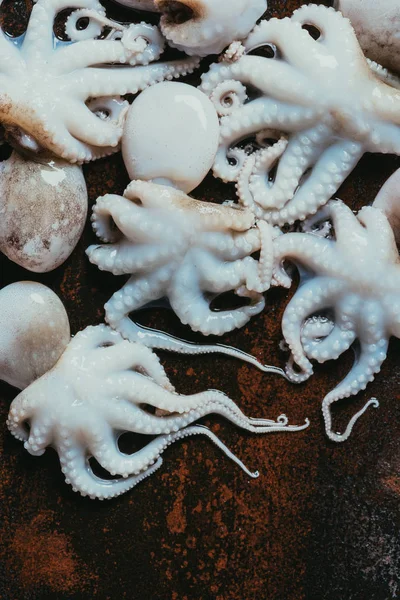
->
<box><xmin>199</xmin><ymin>4</ymin><xmax>400</xmax><ymax>226</ymax></box>
<box><xmin>0</xmin><ymin>0</ymin><xmax>198</xmax><ymax>162</ymax></box>
<box><xmin>272</xmin><ymin>199</ymin><xmax>400</xmax><ymax>441</ymax></box>
<box><xmin>7</xmin><ymin>324</ymin><xmax>309</xmax><ymax>500</ymax></box>
<box><xmin>87</xmin><ymin>179</ymin><xmax>276</xmax><ymax>341</ymax></box>
<box><xmin>112</xmin><ymin>0</ymin><xmax>267</xmax><ymax>57</ymax></box>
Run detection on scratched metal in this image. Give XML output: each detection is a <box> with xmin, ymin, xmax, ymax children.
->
<box><xmin>0</xmin><ymin>1</ymin><xmax>400</xmax><ymax>599</ymax></box>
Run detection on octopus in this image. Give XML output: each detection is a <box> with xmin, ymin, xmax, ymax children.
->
<box><xmin>87</xmin><ymin>180</ymin><xmax>276</xmax><ymax>340</ymax></box>
<box><xmin>86</xmin><ymin>180</ymin><xmax>289</xmax><ymax>375</ymax></box>
<box><xmin>0</xmin><ymin>0</ymin><xmax>199</xmax><ymax>163</ymax></box>
<box><xmin>7</xmin><ymin>324</ymin><xmax>309</xmax><ymax>500</ymax></box>
<box><xmin>113</xmin><ymin>0</ymin><xmax>268</xmax><ymax>57</ymax></box>
<box><xmin>272</xmin><ymin>199</ymin><xmax>400</xmax><ymax>442</ymax></box>
<box><xmin>199</xmin><ymin>4</ymin><xmax>400</xmax><ymax>226</ymax></box>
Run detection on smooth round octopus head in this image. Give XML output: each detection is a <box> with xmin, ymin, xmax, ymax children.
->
<box><xmin>0</xmin><ymin>152</ymin><xmax>87</xmax><ymax>272</ymax></box>
<box><xmin>110</xmin><ymin>0</ymin><xmax>158</xmax><ymax>10</ymax></box>
<box><xmin>372</xmin><ymin>168</ymin><xmax>400</xmax><ymax>243</ymax></box>
<box><xmin>335</xmin><ymin>0</ymin><xmax>400</xmax><ymax>73</ymax></box>
<box><xmin>0</xmin><ymin>282</ymin><xmax>71</xmax><ymax>390</ymax></box>
<box><xmin>122</xmin><ymin>82</ymin><xmax>219</xmax><ymax>193</ymax></box>
<box><xmin>155</xmin><ymin>0</ymin><xmax>267</xmax><ymax>56</ymax></box>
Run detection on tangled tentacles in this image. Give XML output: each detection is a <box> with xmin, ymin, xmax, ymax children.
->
<box><xmin>200</xmin><ymin>4</ymin><xmax>400</xmax><ymax>225</ymax></box>
<box><xmin>0</xmin><ymin>0</ymin><xmax>199</xmax><ymax>162</ymax></box>
<box><xmin>87</xmin><ymin>180</ymin><xmax>271</xmax><ymax>336</ymax></box>
<box><xmin>272</xmin><ymin>199</ymin><xmax>400</xmax><ymax>441</ymax></box>
<box><xmin>7</xmin><ymin>325</ymin><xmax>309</xmax><ymax>500</ymax></box>
<box><xmin>86</xmin><ymin>180</ymin><xmax>290</xmax><ymax>374</ymax></box>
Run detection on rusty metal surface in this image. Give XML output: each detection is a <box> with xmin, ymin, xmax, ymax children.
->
<box><xmin>1</xmin><ymin>1</ymin><xmax>400</xmax><ymax>599</ymax></box>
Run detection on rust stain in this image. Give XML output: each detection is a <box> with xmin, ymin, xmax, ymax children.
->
<box><xmin>2</xmin><ymin>510</ymin><xmax>97</xmax><ymax>595</ymax></box>
<box><xmin>383</xmin><ymin>475</ymin><xmax>400</xmax><ymax>496</ymax></box>
<box><xmin>165</xmin><ymin>451</ymin><xmax>191</xmax><ymax>534</ymax></box>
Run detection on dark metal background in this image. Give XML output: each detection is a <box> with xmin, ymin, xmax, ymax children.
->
<box><xmin>1</xmin><ymin>1</ymin><xmax>400</xmax><ymax>598</ymax></box>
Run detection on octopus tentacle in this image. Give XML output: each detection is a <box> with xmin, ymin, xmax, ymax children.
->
<box><xmin>237</xmin><ymin>138</ymin><xmax>288</xmax><ymax>212</ymax></box>
<box><xmin>195</xmin><ymin>248</ymin><xmax>263</xmax><ymax>294</ymax></box>
<box><xmin>53</xmin><ymin>23</ymin><xmax>165</xmax><ymax>73</ymax></box>
<box><xmin>24</xmin><ymin>417</ymin><xmax>54</xmax><ymax>457</ymax></box>
<box><xmin>249</xmin><ymin>126</ymin><xmax>330</xmax><ymax>210</ymax></box>
<box><xmin>87</xmin><ymin>242</ymin><xmax>176</xmax><ymax>276</ymax></box>
<box><xmin>61</xmin><ymin>438</ymin><xmax>163</xmax><ymax>500</ymax></box>
<box><xmin>213</xmin><ymin>98</ymin><xmax>317</xmax><ymax>182</ymax></box>
<box><xmin>170</xmin><ymin>253</ymin><xmax>265</xmax><ymax>336</ymax></box>
<box><xmin>70</xmin><ymin>58</ymin><xmax>200</xmax><ymax>100</ymax></box>
<box><xmin>321</xmin><ymin>301</ymin><xmax>388</xmax><ymax>442</ymax></box>
<box><xmin>105</xmin><ymin>270</ymin><xmax>172</xmax><ymax>331</ymax></box>
<box><xmin>88</xmin><ymin>425</ymin><xmax>262</xmax><ymax>481</ymax></box>
<box><xmin>358</xmin><ymin>206</ymin><xmax>399</xmax><ymax>262</ymax></box>
<box><xmin>89</xmin><ymin>192</ymin><xmax>179</xmax><ymax>246</ymax></box>
<box><xmin>362</xmin><ymin>117</ymin><xmax>400</xmax><ymax>155</ymax></box>
<box><xmin>301</xmin><ymin>317</ymin><xmax>335</xmax><ymax>355</ymax></box>
<box><xmin>302</xmin><ymin>298</ymin><xmax>358</xmax><ymax>363</ymax></box>
<box><xmin>273</xmin><ymin>233</ymin><xmax>336</xmax><ymax>288</ymax></box>
<box><xmin>256</xmin><ymin>220</ymin><xmax>276</xmax><ymax>292</ymax></box>
<box><xmin>64</xmin><ymin>103</ymin><xmax>124</xmax><ymax>148</ymax></box>
<box><xmin>291</xmin><ymin>4</ymin><xmax>362</xmax><ymax>60</ymax></box>
<box><xmin>260</xmin><ymin>139</ymin><xmax>363</xmax><ymax>226</ymax></box>
<box><xmin>22</xmin><ymin>0</ymin><xmax>104</xmax><ymax>63</ymax></box>
<box><xmin>94</xmin><ymin>341</ymin><xmax>173</xmax><ymax>391</ymax></box>
<box><xmin>103</xmin><ymin>386</ymin><xmax>309</xmax><ymax>436</ymax></box>
<box><xmin>245</xmin><ymin>15</ymin><xmax>333</xmax><ymax>75</ymax></box>
<box><xmin>197</xmin><ymin>228</ymin><xmax>260</xmax><ymax>261</ymax></box>
<box><xmin>282</xmin><ymin>277</ymin><xmax>346</xmax><ymax>382</ymax></box>
<box><xmin>201</xmin><ymin>57</ymin><xmax>317</xmax><ymax>109</ymax></box>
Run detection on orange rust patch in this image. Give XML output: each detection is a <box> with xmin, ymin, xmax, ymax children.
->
<box><xmin>4</xmin><ymin>511</ymin><xmax>97</xmax><ymax>594</ymax></box>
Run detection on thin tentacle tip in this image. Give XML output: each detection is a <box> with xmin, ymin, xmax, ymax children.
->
<box><xmin>277</xmin><ymin>414</ymin><xmax>289</xmax><ymax>425</ymax></box>
<box><xmin>250</xmin><ymin>470</ymin><xmax>260</xmax><ymax>479</ymax></box>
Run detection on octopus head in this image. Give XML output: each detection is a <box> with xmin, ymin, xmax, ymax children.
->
<box><xmin>155</xmin><ymin>0</ymin><xmax>267</xmax><ymax>56</ymax></box>
<box><xmin>335</xmin><ymin>0</ymin><xmax>400</xmax><ymax>74</ymax></box>
<box><xmin>0</xmin><ymin>282</ymin><xmax>70</xmax><ymax>390</ymax></box>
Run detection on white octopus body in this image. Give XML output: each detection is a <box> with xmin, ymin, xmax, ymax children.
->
<box><xmin>272</xmin><ymin>199</ymin><xmax>400</xmax><ymax>441</ymax></box>
<box><xmin>7</xmin><ymin>324</ymin><xmax>309</xmax><ymax>500</ymax></box>
<box><xmin>0</xmin><ymin>0</ymin><xmax>199</xmax><ymax>162</ymax></box>
<box><xmin>112</xmin><ymin>0</ymin><xmax>267</xmax><ymax>56</ymax></box>
<box><xmin>87</xmin><ymin>179</ymin><xmax>276</xmax><ymax>341</ymax></box>
<box><xmin>199</xmin><ymin>4</ymin><xmax>400</xmax><ymax>226</ymax></box>
<box><xmin>155</xmin><ymin>0</ymin><xmax>267</xmax><ymax>57</ymax></box>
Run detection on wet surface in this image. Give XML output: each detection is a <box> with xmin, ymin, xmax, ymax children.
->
<box><xmin>1</xmin><ymin>1</ymin><xmax>400</xmax><ymax>599</ymax></box>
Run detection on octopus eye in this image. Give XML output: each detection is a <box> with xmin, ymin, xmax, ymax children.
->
<box><xmin>301</xmin><ymin>23</ymin><xmax>321</xmax><ymax>40</ymax></box>
<box><xmin>248</xmin><ymin>43</ymin><xmax>279</xmax><ymax>59</ymax></box>
<box><xmin>76</xmin><ymin>17</ymin><xmax>89</xmax><ymax>31</ymax></box>
<box><xmin>158</xmin><ymin>1</ymin><xmax>196</xmax><ymax>25</ymax></box>
<box><xmin>98</xmin><ymin>341</ymin><xmax>115</xmax><ymax>348</ymax></box>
